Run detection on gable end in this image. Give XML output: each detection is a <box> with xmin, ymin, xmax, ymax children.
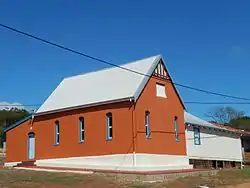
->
<box><xmin>4</xmin><ymin>115</ymin><xmax>32</xmax><ymax>133</ymax></box>
<box><xmin>134</xmin><ymin>56</ymin><xmax>185</xmax><ymax>109</ymax></box>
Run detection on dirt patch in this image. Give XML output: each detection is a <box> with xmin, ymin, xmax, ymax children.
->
<box><xmin>219</xmin><ymin>182</ymin><xmax>250</xmax><ymax>188</ymax></box>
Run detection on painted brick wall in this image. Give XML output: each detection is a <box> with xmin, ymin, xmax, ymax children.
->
<box><xmin>134</xmin><ymin>76</ymin><xmax>187</xmax><ymax>155</ymax></box>
<box><xmin>6</xmin><ymin>102</ymin><xmax>134</xmax><ymax>162</ymax></box>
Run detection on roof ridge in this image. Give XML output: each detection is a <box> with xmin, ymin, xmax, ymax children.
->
<box><xmin>64</xmin><ymin>54</ymin><xmax>161</xmax><ymax>80</ymax></box>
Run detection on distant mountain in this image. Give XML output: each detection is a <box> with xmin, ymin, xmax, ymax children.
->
<box><xmin>0</xmin><ymin>102</ymin><xmax>36</xmax><ymax>113</ymax></box>
<box><xmin>0</xmin><ymin>102</ymin><xmax>25</xmax><ymax>111</ymax></box>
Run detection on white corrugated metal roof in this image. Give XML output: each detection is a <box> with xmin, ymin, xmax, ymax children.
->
<box><xmin>184</xmin><ymin>111</ymin><xmax>226</xmax><ymax>130</ymax></box>
<box><xmin>36</xmin><ymin>55</ymin><xmax>161</xmax><ymax>114</ymax></box>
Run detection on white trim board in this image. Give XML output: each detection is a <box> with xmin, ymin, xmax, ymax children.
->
<box><xmin>189</xmin><ymin>156</ymin><xmax>243</xmax><ymax>162</ymax></box>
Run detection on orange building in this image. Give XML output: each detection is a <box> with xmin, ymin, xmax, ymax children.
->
<box><xmin>4</xmin><ymin>55</ymin><xmax>192</xmax><ymax>171</ymax></box>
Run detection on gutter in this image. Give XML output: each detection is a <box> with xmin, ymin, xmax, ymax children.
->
<box><xmin>35</xmin><ymin>97</ymin><xmax>135</xmax><ymax>117</ymax></box>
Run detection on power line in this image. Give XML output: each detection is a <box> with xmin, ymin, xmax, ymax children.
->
<box><xmin>1</xmin><ymin>23</ymin><xmax>250</xmax><ymax>101</ymax></box>
<box><xmin>185</xmin><ymin>102</ymin><xmax>250</xmax><ymax>105</ymax></box>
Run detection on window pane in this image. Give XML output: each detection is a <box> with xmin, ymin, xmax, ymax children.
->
<box><xmin>56</xmin><ymin>124</ymin><xmax>59</xmax><ymax>133</ymax></box>
<box><xmin>145</xmin><ymin>112</ymin><xmax>149</xmax><ymax>125</ymax></box>
<box><xmin>145</xmin><ymin>112</ymin><xmax>150</xmax><ymax>138</ymax></box>
<box><xmin>194</xmin><ymin>127</ymin><xmax>200</xmax><ymax>145</ymax></box>
<box><xmin>106</xmin><ymin>113</ymin><xmax>112</xmax><ymax>140</ymax></box>
<box><xmin>109</xmin><ymin>116</ymin><xmax>112</xmax><ymax>127</ymax></box>
<box><xmin>82</xmin><ymin>130</ymin><xmax>84</xmax><ymax>141</ymax></box>
<box><xmin>156</xmin><ymin>84</ymin><xmax>166</xmax><ymax>98</ymax></box>
<box><xmin>81</xmin><ymin>119</ymin><xmax>84</xmax><ymax>130</ymax></box>
<box><xmin>109</xmin><ymin>127</ymin><xmax>112</xmax><ymax>138</ymax></box>
<box><xmin>79</xmin><ymin>118</ymin><xmax>84</xmax><ymax>142</ymax></box>
<box><xmin>55</xmin><ymin>122</ymin><xmax>59</xmax><ymax>145</ymax></box>
<box><xmin>57</xmin><ymin>134</ymin><xmax>60</xmax><ymax>144</ymax></box>
<box><xmin>174</xmin><ymin>117</ymin><xmax>179</xmax><ymax>141</ymax></box>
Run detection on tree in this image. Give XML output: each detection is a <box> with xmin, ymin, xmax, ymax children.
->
<box><xmin>0</xmin><ymin>108</ymin><xmax>29</xmax><ymax>147</ymax></box>
<box><xmin>205</xmin><ymin>106</ymin><xmax>250</xmax><ymax>131</ymax></box>
<box><xmin>230</xmin><ymin>116</ymin><xmax>250</xmax><ymax>131</ymax></box>
<box><xmin>205</xmin><ymin>106</ymin><xmax>245</xmax><ymax>124</ymax></box>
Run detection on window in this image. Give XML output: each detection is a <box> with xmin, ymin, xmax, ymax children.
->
<box><xmin>174</xmin><ymin>116</ymin><xmax>179</xmax><ymax>142</ymax></box>
<box><xmin>156</xmin><ymin>83</ymin><xmax>166</xmax><ymax>98</ymax></box>
<box><xmin>106</xmin><ymin>113</ymin><xmax>113</xmax><ymax>140</ymax></box>
<box><xmin>55</xmin><ymin>121</ymin><xmax>60</xmax><ymax>145</ymax></box>
<box><xmin>79</xmin><ymin>117</ymin><xmax>84</xmax><ymax>143</ymax></box>
<box><xmin>194</xmin><ymin>127</ymin><xmax>201</xmax><ymax>145</ymax></box>
<box><xmin>145</xmin><ymin>111</ymin><xmax>151</xmax><ymax>138</ymax></box>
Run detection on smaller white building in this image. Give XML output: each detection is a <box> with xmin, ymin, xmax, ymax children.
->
<box><xmin>184</xmin><ymin>112</ymin><xmax>243</xmax><ymax>168</ymax></box>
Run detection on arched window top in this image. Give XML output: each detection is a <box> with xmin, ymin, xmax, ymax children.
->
<box><xmin>55</xmin><ymin>120</ymin><xmax>59</xmax><ymax>124</ymax></box>
<box><xmin>28</xmin><ymin>132</ymin><xmax>35</xmax><ymax>136</ymax></box>
<box><xmin>106</xmin><ymin>112</ymin><xmax>112</xmax><ymax>117</ymax></box>
<box><xmin>79</xmin><ymin>117</ymin><xmax>84</xmax><ymax>121</ymax></box>
<box><xmin>174</xmin><ymin>116</ymin><xmax>178</xmax><ymax>120</ymax></box>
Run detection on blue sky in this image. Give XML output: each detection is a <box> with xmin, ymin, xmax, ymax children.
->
<box><xmin>0</xmin><ymin>0</ymin><xmax>250</xmax><ymax>118</ymax></box>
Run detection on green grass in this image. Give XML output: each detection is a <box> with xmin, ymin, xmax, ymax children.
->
<box><xmin>239</xmin><ymin>168</ymin><xmax>250</xmax><ymax>175</ymax></box>
<box><xmin>0</xmin><ymin>168</ymin><xmax>250</xmax><ymax>188</ymax></box>
<box><xmin>0</xmin><ymin>168</ymin><xmax>116</xmax><ymax>187</ymax></box>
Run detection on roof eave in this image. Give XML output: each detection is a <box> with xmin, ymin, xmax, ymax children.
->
<box><xmin>4</xmin><ymin>115</ymin><xmax>33</xmax><ymax>133</ymax></box>
<box><xmin>35</xmin><ymin>97</ymin><xmax>134</xmax><ymax>117</ymax></box>
<box><xmin>185</xmin><ymin>122</ymin><xmax>236</xmax><ymax>133</ymax></box>
<box><xmin>133</xmin><ymin>55</ymin><xmax>162</xmax><ymax>101</ymax></box>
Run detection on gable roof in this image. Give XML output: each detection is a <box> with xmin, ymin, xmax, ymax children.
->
<box><xmin>184</xmin><ymin>111</ymin><xmax>226</xmax><ymax>131</ymax></box>
<box><xmin>4</xmin><ymin>115</ymin><xmax>32</xmax><ymax>132</ymax></box>
<box><xmin>36</xmin><ymin>55</ymin><xmax>185</xmax><ymax>115</ymax></box>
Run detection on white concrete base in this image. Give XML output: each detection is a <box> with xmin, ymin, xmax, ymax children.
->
<box><xmin>4</xmin><ymin>161</ymin><xmax>21</xmax><ymax>167</ymax></box>
<box><xmin>14</xmin><ymin>167</ymin><xmax>94</xmax><ymax>174</ymax></box>
<box><xmin>35</xmin><ymin>153</ymin><xmax>193</xmax><ymax>172</ymax></box>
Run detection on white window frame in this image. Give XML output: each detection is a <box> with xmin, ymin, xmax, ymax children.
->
<box><xmin>79</xmin><ymin>117</ymin><xmax>84</xmax><ymax>143</ymax></box>
<box><xmin>145</xmin><ymin>111</ymin><xmax>151</xmax><ymax>138</ymax></box>
<box><xmin>174</xmin><ymin>116</ymin><xmax>179</xmax><ymax>142</ymax></box>
<box><xmin>194</xmin><ymin>127</ymin><xmax>201</xmax><ymax>145</ymax></box>
<box><xmin>156</xmin><ymin>83</ymin><xmax>166</xmax><ymax>98</ymax></box>
<box><xmin>55</xmin><ymin>121</ymin><xmax>60</xmax><ymax>145</ymax></box>
<box><xmin>106</xmin><ymin>113</ymin><xmax>113</xmax><ymax>140</ymax></box>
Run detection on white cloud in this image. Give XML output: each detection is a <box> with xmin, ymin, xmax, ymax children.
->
<box><xmin>0</xmin><ymin>101</ymin><xmax>25</xmax><ymax>110</ymax></box>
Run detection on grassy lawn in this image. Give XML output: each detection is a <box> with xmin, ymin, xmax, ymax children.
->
<box><xmin>0</xmin><ymin>168</ymin><xmax>250</xmax><ymax>188</ymax></box>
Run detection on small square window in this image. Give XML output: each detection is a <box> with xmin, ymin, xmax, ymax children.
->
<box><xmin>156</xmin><ymin>83</ymin><xmax>166</xmax><ymax>98</ymax></box>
